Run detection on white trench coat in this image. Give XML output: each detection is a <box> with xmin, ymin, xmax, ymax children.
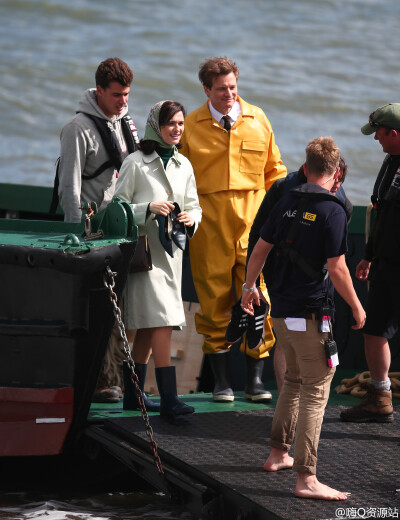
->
<box><xmin>114</xmin><ymin>150</ymin><xmax>202</xmax><ymax>329</ymax></box>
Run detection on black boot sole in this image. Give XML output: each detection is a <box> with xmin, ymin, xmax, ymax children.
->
<box><xmin>213</xmin><ymin>394</ymin><xmax>234</xmax><ymax>402</ymax></box>
<box><xmin>160</xmin><ymin>408</ymin><xmax>194</xmax><ymax>420</ymax></box>
<box><xmin>245</xmin><ymin>392</ymin><xmax>272</xmax><ymax>403</ymax></box>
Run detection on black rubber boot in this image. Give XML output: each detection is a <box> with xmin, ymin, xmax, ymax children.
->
<box><xmin>245</xmin><ymin>357</ymin><xmax>272</xmax><ymax>402</ymax></box>
<box><xmin>155</xmin><ymin>366</ymin><xmax>194</xmax><ymax>418</ymax></box>
<box><xmin>123</xmin><ymin>361</ymin><xmax>160</xmax><ymax>412</ymax></box>
<box><xmin>208</xmin><ymin>352</ymin><xmax>234</xmax><ymax>402</ymax></box>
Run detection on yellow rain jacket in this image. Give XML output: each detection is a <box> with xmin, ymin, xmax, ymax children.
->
<box><xmin>180</xmin><ymin>96</ymin><xmax>287</xmax><ymax>358</ymax></box>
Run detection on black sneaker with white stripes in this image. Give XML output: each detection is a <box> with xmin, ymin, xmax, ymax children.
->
<box><xmin>226</xmin><ymin>298</ymin><xmax>248</xmax><ymax>344</ymax></box>
<box><xmin>246</xmin><ymin>299</ymin><xmax>269</xmax><ymax>349</ymax></box>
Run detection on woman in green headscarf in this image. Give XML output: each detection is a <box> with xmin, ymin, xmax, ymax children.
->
<box><xmin>114</xmin><ymin>100</ymin><xmax>202</xmax><ymax>418</ymax></box>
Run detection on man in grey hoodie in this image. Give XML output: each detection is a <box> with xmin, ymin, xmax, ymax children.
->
<box><xmin>57</xmin><ymin>58</ymin><xmax>138</xmax><ymax>403</ymax></box>
<box><xmin>57</xmin><ymin>57</ymin><xmax>138</xmax><ymax>222</ymax></box>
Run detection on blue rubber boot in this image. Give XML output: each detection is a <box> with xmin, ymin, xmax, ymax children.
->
<box><xmin>155</xmin><ymin>366</ymin><xmax>194</xmax><ymax>418</ymax></box>
<box><xmin>123</xmin><ymin>361</ymin><xmax>160</xmax><ymax>412</ymax></box>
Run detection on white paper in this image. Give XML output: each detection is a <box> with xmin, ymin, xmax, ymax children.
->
<box><xmin>321</xmin><ymin>317</ymin><xmax>331</xmax><ymax>333</ymax></box>
<box><xmin>330</xmin><ymin>353</ymin><xmax>339</xmax><ymax>367</ymax></box>
<box><xmin>284</xmin><ymin>317</ymin><xmax>307</xmax><ymax>332</ymax></box>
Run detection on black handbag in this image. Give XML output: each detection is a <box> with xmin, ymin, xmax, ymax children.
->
<box><xmin>129</xmin><ymin>235</ymin><xmax>152</xmax><ymax>272</ymax></box>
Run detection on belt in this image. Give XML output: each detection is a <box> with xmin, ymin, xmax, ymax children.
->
<box><xmin>293</xmin><ymin>313</ymin><xmax>315</xmax><ymax>320</ymax></box>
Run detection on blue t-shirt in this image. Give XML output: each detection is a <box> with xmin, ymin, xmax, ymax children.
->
<box><xmin>260</xmin><ymin>186</ymin><xmax>348</xmax><ymax>317</ymax></box>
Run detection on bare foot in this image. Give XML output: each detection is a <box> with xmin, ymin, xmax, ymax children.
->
<box><xmin>295</xmin><ymin>474</ymin><xmax>350</xmax><ymax>501</ymax></box>
<box><xmin>264</xmin><ymin>447</ymin><xmax>294</xmax><ymax>471</ymax></box>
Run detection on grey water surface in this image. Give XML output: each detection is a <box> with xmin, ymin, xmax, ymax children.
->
<box><xmin>1</xmin><ymin>0</ymin><xmax>400</xmax><ymax>205</ymax></box>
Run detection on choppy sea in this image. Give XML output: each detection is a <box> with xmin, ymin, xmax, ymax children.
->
<box><xmin>2</xmin><ymin>0</ymin><xmax>400</xmax><ymax>205</ymax></box>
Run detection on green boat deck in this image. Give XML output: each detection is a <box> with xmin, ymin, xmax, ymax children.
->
<box><xmin>88</xmin><ymin>369</ymin><xmax>367</xmax><ymax>419</ymax></box>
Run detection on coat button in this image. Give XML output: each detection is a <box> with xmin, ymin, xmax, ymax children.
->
<box><xmin>167</xmin><ymin>190</ymin><xmax>172</xmax><ymax>196</ymax></box>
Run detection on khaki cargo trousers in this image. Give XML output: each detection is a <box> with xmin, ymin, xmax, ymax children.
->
<box><xmin>269</xmin><ymin>316</ymin><xmax>335</xmax><ymax>474</ymax></box>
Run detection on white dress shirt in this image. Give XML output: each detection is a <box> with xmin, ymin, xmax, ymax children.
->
<box><xmin>208</xmin><ymin>101</ymin><xmax>241</xmax><ymax>128</ymax></box>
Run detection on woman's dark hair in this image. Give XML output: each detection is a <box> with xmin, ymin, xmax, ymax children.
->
<box><xmin>297</xmin><ymin>164</ymin><xmax>307</xmax><ymax>182</ymax></box>
<box><xmin>140</xmin><ymin>101</ymin><xmax>186</xmax><ymax>155</ymax></box>
<box><xmin>159</xmin><ymin>100</ymin><xmax>186</xmax><ymax>125</ymax></box>
<box><xmin>338</xmin><ymin>156</ymin><xmax>348</xmax><ymax>183</ymax></box>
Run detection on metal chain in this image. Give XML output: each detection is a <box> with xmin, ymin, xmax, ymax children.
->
<box><xmin>84</xmin><ymin>204</ymin><xmax>104</xmax><ymax>241</ymax></box>
<box><xmin>103</xmin><ymin>266</ymin><xmax>165</xmax><ymax>477</ymax></box>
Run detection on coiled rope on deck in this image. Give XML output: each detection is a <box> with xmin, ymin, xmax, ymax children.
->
<box><xmin>335</xmin><ymin>371</ymin><xmax>400</xmax><ymax>399</ymax></box>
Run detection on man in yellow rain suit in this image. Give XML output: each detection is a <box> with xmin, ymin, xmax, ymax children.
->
<box><xmin>180</xmin><ymin>57</ymin><xmax>287</xmax><ymax>402</ymax></box>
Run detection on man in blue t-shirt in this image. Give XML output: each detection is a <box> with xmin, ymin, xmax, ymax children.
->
<box><xmin>241</xmin><ymin>137</ymin><xmax>365</xmax><ymax>501</ymax></box>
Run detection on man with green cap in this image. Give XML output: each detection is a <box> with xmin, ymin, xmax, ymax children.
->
<box><xmin>341</xmin><ymin>102</ymin><xmax>400</xmax><ymax>423</ymax></box>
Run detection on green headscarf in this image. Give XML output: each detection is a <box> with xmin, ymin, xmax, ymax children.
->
<box><xmin>143</xmin><ymin>100</ymin><xmax>181</xmax><ymax>165</ymax></box>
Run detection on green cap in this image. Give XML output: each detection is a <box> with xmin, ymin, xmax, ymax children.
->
<box><xmin>361</xmin><ymin>103</ymin><xmax>400</xmax><ymax>135</ymax></box>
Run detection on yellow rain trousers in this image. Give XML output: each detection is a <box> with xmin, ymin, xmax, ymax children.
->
<box><xmin>181</xmin><ymin>96</ymin><xmax>287</xmax><ymax>359</ymax></box>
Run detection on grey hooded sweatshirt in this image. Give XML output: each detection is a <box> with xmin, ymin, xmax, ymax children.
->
<box><xmin>58</xmin><ymin>88</ymin><xmax>129</xmax><ymax>222</ymax></box>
